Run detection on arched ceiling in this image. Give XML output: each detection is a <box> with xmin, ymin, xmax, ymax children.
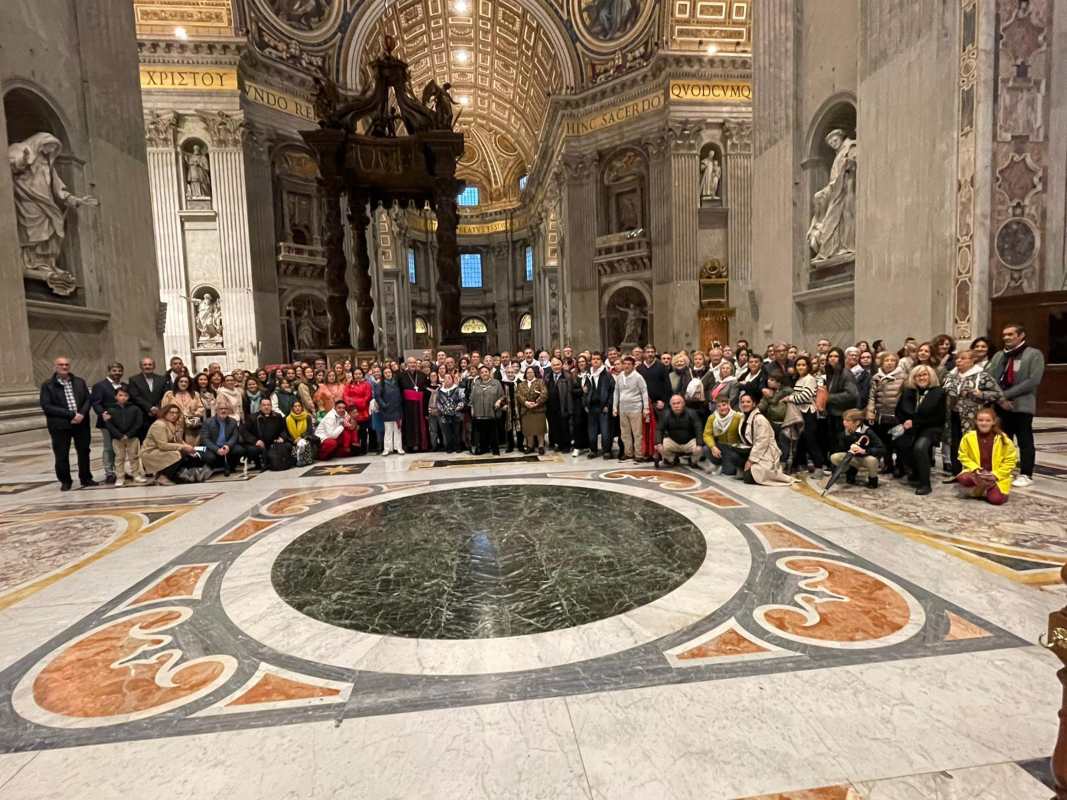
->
<box><xmin>351</xmin><ymin>0</ymin><xmax>575</xmax><ymax>203</ymax></box>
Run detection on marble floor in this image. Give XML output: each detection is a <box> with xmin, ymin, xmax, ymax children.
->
<box><xmin>0</xmin><ymin>426</ymin><xmax>1064</xmax><ymax>799</ymax></box>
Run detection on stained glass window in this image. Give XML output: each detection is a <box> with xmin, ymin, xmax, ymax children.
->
<box><xmin>457</xmin><ymin>186</ymin><xmax>480</xmax><ymax>206</ymax></box>
<box><xmin>460</xmin><ymin>252</ymin><xmax>483</xmax><ymax>288</ymax></box>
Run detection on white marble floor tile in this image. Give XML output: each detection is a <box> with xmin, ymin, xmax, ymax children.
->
<box><xmin>0</xmin><ymin>752</ymin><xmax>39</xmax><ymax>793</ymax></box>
<box><xmin>854</xmin><ymin>761</ymin><xmax>1050</xmax><ymax>799</ymax></box>
<box><xmin>565</xmin><ymin>675</ymin><xmax>853</xmax><ymax>800</ymax></box>
<box><xmin>0</xmin><ymin>698</ymin><xmax>591</xmax><ymax>800</ymax></box>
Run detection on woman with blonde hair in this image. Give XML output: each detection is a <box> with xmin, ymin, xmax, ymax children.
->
<box><xmin>894</xmin><ymin>364</ymin><xmax>946</xmax><ymax>495</ymax></box>
<box><xmin>956</xmin><ymin>407</ymin><xmax>1017</xmax><ymax>505</ymax></box>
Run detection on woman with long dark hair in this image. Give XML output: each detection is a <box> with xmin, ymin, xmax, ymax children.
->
<box><xmin>822</xmin><ymin>346</ymin><xmax>859</xmax><ymax>465</ymax></box>
<box><xmin>785</xmin><ymin>355</ymin><xmax>822</xmax><ymax>472</ymax></box>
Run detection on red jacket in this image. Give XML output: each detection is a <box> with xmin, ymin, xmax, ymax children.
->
<box><xmin>343</xmin><ymin>380</ymin><xmax>373</xmax><ymax>422</ymax></box>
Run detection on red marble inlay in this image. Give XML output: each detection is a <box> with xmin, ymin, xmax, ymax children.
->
<box><xmin>693</xmin><ymin>488</ymin><xmax>744</xmax><ymax>508</ymax></box>
<box><xmin>128</xmin><ymin>565</ymin><xmax>210</xmax><ymax>606</ymax></box>
<box><xmin>761</xmin><ymin>558</ymin><xmax>911</xmax><ymax>643</ymax></box>
<box><xmin>603</xmin><ymin>469</ymin><xmax>700</xmax><ymax>490</ymax></box>
<box><xmin>753</xmin><ymin>522</ymin><xmax>826</xmax><ymax>553</ymax></box>
<box><xmin>33</xmin><ymin>608</ymin><xmax>232</xmax><ymax>719</ymax></box>
<box><xmin>738</xmin><ymin>785</ymin><xmax>858</xmax><ymax>800</ymax></box>
<box><xmin>215</xmin><ymin>518</ymin><xmax>276</xmax><ymax>544</ymax></box>
<box><xmin>677</xmin><ymin>628</ymin><xmax>766</xmax><ymax>660</ymax></box>
<box><xmin>944</xmin><ymin>610</ymin><xmax>992</xmax><ymax>641</ymax></box>
<box><xmin>226</xmin><ymin>672</ymin><xmax>342</xmax><ymax>707</ymax></box>
<box><xmin>262</xmin><ymin>486</ymin><xmax>374</xmax><ymax>517</ymax></box>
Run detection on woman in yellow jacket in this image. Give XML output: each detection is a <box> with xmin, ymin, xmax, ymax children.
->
<box><xmin>956</xmin><ymin>407</ymin><xmax>1018</xmax><ymax>505</ymax></box>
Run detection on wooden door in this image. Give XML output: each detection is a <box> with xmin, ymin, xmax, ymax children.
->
<box><xmin>990</xmin><ymin>291</ymin><xmax>1067</xmax><ymax>417</ymax></box>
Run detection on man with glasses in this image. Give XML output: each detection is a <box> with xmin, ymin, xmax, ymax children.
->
<box><xmin>39</xmin><ymin>356</ymin><xmax>97</xmax><ymax>491</ymax></box>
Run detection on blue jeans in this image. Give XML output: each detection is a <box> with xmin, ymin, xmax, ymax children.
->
<box><xmin>587</xmin><ymin>410</ymin><xmax>611</xmax><ymax>454</ymax></box>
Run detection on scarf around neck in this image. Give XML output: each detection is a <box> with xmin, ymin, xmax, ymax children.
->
<box><xmin>712</xmin><ymin>408</ymin><xmax>738</xmax><ymax>436</ymax></box>
<box><xmin>1001</xmin><ymin>340</ymin><xmax>1027</xmax><ymax>387</ymax></box>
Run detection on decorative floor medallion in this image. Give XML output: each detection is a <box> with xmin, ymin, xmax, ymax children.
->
<box><xmin>0</xmin><ymin>472</ymin><xmax>1024</xmax><ymax>753</ymax></box>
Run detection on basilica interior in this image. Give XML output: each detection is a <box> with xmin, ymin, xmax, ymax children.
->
<box><xmin>1</xmin><ymin>1</ymin><xmax>1067</xmax><ymax>798</ymax></box>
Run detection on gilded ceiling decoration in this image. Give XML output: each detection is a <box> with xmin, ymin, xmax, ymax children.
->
<box><xmin>133</xmin><ymin>0</ymin><xmax>235</xmax><ymax>38</ymax></box>
<box><xmin>668</xmin><ymin>0</ymin><xmax>752</xmax><ymax>53</ymax></box>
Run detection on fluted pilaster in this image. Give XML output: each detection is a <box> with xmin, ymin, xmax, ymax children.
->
<box><xmin>669</xmin><ymin>123</ymin><xmax>702</xmax><ymax>282</ymax></box>
<box><xmin>725</xmin><ymin>120</ymin><xmax>754</xmax><ymax>286</ymax></box>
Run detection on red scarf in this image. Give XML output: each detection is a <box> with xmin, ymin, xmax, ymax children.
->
<box><xmin>1001</xmin><ymin>340</ymin><xmax>1027</xmax><ymax>388</ymax></box>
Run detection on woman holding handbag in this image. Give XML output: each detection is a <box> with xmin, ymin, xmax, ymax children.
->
<box><xmin>866</xmin><ymin>351</ymin><xmax>905</xmax><ymax>474</ymax></box>
<box><xmin>784</xmin><ymin>356</ymin><xmax>823</xmax><ymax>472</ymax></box>
<box><xmin>161</xmin><ymin>374</ymin><xmax>205</xmax><ymax>446</ymax></box>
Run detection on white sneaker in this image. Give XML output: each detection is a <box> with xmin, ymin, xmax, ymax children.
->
<box><xmin>382</xmin><ymin>449</ymin><xmax>392</xmax><ymax>456</ymax></box>
<box><xmin>133</xmin><ymin>476</ymin><xmax>149</xmax><ymax>484</ymax></box>
<box><xmin>114</xmin><ymin>478</ymin><xmax>125</xmax><ymax>487</ymax></box>
<box><xmin>571</xmin><ymin>449</ymin><xmax>579</xmax><ymax>457</ymax></box>
<box><xmin>397</xmin><ymin>449</ymin><xmax>406</xmax><ymax>455</ymax></box>
<box><xmin>1012</xmin><ymin>475</ymin><xmax>1034</xmax><ymax>488</ymax></box>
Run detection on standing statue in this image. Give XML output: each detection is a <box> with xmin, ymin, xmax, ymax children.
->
<box><xmin>296</xmin><ymin>301</ymin><xmax>324</xmax><ymax>349</ymax></box>
<box><xmin>192</xmin><ymin>291</ymin><xmax>223</xmax><ymax>346</ymax></box>
<box><xmin>615</xmin><ymin>301</ymin><xmax>647</xmax><ymax>345</ymax></box>
<box><xmin>8</xmin><ymin>132</ymin><xmax>98</xmax><ymax>296</ymax></box>
<box><xmin>807</xmin><ymin>129</ymin><xmax>857</xmax><ymax>263</ymax></box>
<box><xmin>184</xmin><ymin>145</ymin><xmax>211</xmax><ymax>199</ymax></box>
<box><xmin>700</xmin><ymin>154</ymin><xmax>721</xmax><ymax>200</ymax></box>
<box><xmin>420</xmin><ymin>80</ymin><xmax>460</xmax><ymax>130</ymax></box>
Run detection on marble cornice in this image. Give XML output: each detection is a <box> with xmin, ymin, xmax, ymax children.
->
<box><xmin>138</xmin><ymin>39</ymin><xmax>244</xmax><ymax>66</ymax></box>
<box><xmin>239</xmin><ymin>50</ymin><xmax>317</xmax><ymax>96</ymax></box>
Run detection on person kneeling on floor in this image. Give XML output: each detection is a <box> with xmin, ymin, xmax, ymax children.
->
<box><xmin>315</xmin><ymin>399</ymin><xmax>358</xmax><ymax>460</ymax></box>
<box><xmin>831</xmin><ymin>408</ymin><xmax>886</xmax><ymax>489</ymax></box>
<box><xmin>955</xmin><ymin>406</ymin><xmax>1018</xmax><ymax>506</ymax></box>
<box><xmin>703</xmin><ymin>396</ymin><xmax>746</xmax><ymax>475</ymax></box>
<box><xmin>654</xmin><ymin>394</ymin><xmax>704</xmax><ymax>468</ymax></box>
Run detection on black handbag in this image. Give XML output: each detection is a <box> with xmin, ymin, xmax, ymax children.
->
<box><xmin>266</xmin><ymin>442</ymin><xmax>296</xmax><ymax>471</ymax></box>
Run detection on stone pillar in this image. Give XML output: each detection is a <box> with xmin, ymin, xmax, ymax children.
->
<box><xmin>435</xmin><ymin>188</ymin><xmax>462</xmax><ymax>344</ymax></box>
<box><xmin>492</xmin><ymin>241</ymin><xmax>514</xmax><ymax>351</ymax></box>
<box><xmin>724</xmin><ymin>119</ymin><xmax>754</xmax><ymax>337</ymax></box>
<box><xmin>560</xmin><ymin>154</ymin><xmax>598</xmax><ymax>347</ymax></box>
<box><xmin>144</xmin><ymin>112</ymin><xmax>190</xmax><ymax>364</ymax></box>
<box><xmin>201</xmin><ymin>111</ymin><xmax>259</xmax><ymax>369</ymax></box>
<box><xmin>645</xmin><ymin>130</ymin><xmax>672</xmax><ymax>348</ymax></box>
<box><xmin>348</xmin><ymin>195</ymin><xmax>375</xmax><ymax>351</ymax></box>
<box><xmin>0</xmin><ymin>100</ymin><xmax>40</xmax><ymax>430</ymax></box>
<box><xmin>669</xmin><ymin>122</ymin><xmax>703</xmax><ymax>349</ymax></box>
<box><xmin>243</xmin><ymin>122</ymin><xmax>282</xmax><ymax>363</ymax></box>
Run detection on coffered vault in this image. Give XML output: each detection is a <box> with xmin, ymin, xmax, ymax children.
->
<box><xmin>343</xmin><ymin>0</ymin><xmax>579</xmax><ymax>204</ymax></box>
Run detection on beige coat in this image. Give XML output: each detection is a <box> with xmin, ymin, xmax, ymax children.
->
<box><xmin>140</xmin><ymin>419</ymin><xmax>185</xmax><ymax>475</ymax></box>
<box><xmin>739</xmin><ymin>410</ymin><xmax>794</xmax><ymax>486</ymax></box>
<box><xmin>161</xmin><ymin>390</ymin><xmax>205</xmax><ymax>446</ymax></box>
<box><xmin>516</xmin><ymin>379</ymin><xmax>548</xmax><ymax>439</ymax></box>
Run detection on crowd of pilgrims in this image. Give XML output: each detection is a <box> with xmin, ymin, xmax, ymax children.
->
<box><xmin>40</xmin><ymin>326</ymin><xmax>1043</xmax><ymax>505</ymax></box>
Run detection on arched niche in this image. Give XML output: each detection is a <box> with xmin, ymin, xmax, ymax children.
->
<box><xmin>180</xmin><ymin>137</ymin><xmax>212</xmax><ymax>206</ymax></box>
<box><xmin>804</xmin><ymin>95</ymin><xmax>857</xmax><ymax>200</ymax></box>
<box><xmin>803</xmin><ymin>95</ymin><xmax>858</xmax><ymax>266</ymax></box>
<box><xmin>283</xmin><ymin>292</ymin><xmax>329</xmax><ymax>357</ymax></box>
<box><xmin>600</xmin><ymin>281</ymin><xmax>652</xmax><ymax>350</ymax></box>
<box><xmin>698</xmin><ymin>142</ymin><xmax>724</xmax><ymax>206</ymax></box>
<box><xmin>272</xmin><ymin>144</ymin><xmax>322</xmax><ymax>246</ymax></box>
<box><xmin>190</xmin><ymin>284</ymin><xmax>224</xmax><ymax>349</ymax></box>
<box><xmin>599</xmin><ymin>146</ymin><xmax>648</xmax><ymax>236</ymax></box>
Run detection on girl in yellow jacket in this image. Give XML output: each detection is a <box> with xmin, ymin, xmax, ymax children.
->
<box><xmin>955</xmin><ymin>407</ymin><xmax>1018</xmax><ymax>505</ymax></box>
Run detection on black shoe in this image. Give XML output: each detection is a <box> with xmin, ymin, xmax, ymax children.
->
<box><xmin>845</xmin><ymin>468</ymin><xmax>858</xmax><ymax>485</ymax></box>
<box><xmin>867</xmin><ymin>476</ymin><xmax>879</xmax><ymax>489</ymax></box>
<box><xmin>105</xmin><ymin>474</ymin><xmax>117</xmax><ymax>485</ymax></box>
<box><xmin>538</xmin><ymin>446</ymin><xmax>545</xmax><ymax>455</ymax></box>
<box><xmin>915</xmin><ymin>486</ymin><xmax>932</xmax><ymax>496</ymax></box>
<box><xmin>653</xmin><ymin>454</ymin><xmax>661</xmax><ymax>468</ymax></box>
<box><xmin>492</xmin><ymin>449</ymin><xmax>500</xmax><ymax>456</ymax></box>
<box><xmin>587</xmin><ymin>451</ymin><xmax>598</xmax><ymax>459</ymax></box>
<box><xmin>81</xmin><ymin>479</ymin><xmax>99</xmax><ymax>488</ymax></box>
<box><xmin>60</xmin><ymin>482</ymin><xmax>72</xmax><ymax>492</ymax></box>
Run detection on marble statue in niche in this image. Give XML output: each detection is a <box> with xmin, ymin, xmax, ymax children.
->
<box><xmin>7</xmin><ymin>132</ymin><xmax>97</xmax><ymax>297</ymax></box>
<box><xmin>581</xmin><ymin>0</ymin><xmax>641</xmax><ymax>41</ymax></box>
<box><xmin>192</xmin><ymin>290</ymin><xmax>224</xmax><ymax>347</ymax></box>
<box><xmin>269</xmin><ymin>0</ymin><xmax>331</xmax><ymax>30</ymax></box>
<box><xmin>617</xmin><ymin>195</ymin><xmax>640</xmax><ymax>231</ymax></box>
<box><xmin>606</xmin><ymin>286</ymin><xmax>648</xmax><ymax>347</ymax></box>
<box><xmin>700</xmin><ymin>153</ymin><xmax>721</xmax><ymax>201</ymax></box>
<box><xmin>807</xmin><ymin>129</ymin><xmax>857</xmax><ymax>263</ymax></box>
<box><xmin>183</xmin><ymin>144</ymin><xmax>211</xmax><ymax>199</ymax></box>
<box><xmin>295</xmin><ymin>299</ymin><xmax>327</xmax><ymax>349</ymax></box>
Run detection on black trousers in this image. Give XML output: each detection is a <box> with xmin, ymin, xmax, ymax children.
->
<box><xmin>999</xmin><ymin>409</ymin><xmax>1035</xmax><ymax>477</ymax></box>
<box><xmin>949</xmin><ymin>411</ymin><xmax>964</xmax><ymax>475</ymax></box>
<box><xmin>50</xmin><ymin>424</ymin><xmax>92</xmax><ymax>485</ymax></box>
<box><xmin>160</xmin><ymin>453</ymin><xmax>204</xmax><ymax>481</ymax></box>
<box><xmin>547</xmin><ymin>409</ymin><xmax>571</xmax><ymax>450</ymax></box>
<box><xmin>897</xmin><ymin>428</ymin><xmax>940</xmax><ymax>489</ymax></box>
<box><xmin>473</xmin><ymin>418</ymin><xmax>498</xmax><ymax>454</ymax></box>
<box><xmin>709</xmin><ymin>443</ymin><xmax>747</xmax><ymax>476</ymax></box>
<box><xmin>441</xmin><ymin>417</ymin><xmax>463</xmax><ymax>452</ymax></box>
<box><xmin>204</xmin><ymin>443</ymin><xmax>256</xmax><ymax>472</ymax></box>
<box><xmin>794</xmin><ymin>411</ymin><xmax>824</xmax><ymax>469</ymax></box>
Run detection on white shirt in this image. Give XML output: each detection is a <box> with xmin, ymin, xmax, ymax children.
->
<box><xmin>314</xmin><ymin>409</ymin><xmax>346</xmax><ymax>440</ymax></box>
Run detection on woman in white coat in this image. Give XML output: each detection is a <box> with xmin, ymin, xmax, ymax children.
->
<box><xmin>737</xmin><ymin>393</ymin><xmax>795</xmax><ymax>486</ymax></box>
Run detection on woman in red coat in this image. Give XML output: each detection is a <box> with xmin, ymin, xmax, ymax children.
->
<box><xmin>343</xmin><ymin>368</ymin><xmax>374</xmax><ymax>455</ymax></box>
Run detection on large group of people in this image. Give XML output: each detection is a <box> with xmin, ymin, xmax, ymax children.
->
<box><xmin>39</xmin><ymin>323</ymin><xmax>1044</xmax><ymax>505</ymax></box>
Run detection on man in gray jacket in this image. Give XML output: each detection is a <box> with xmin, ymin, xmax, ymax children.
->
<box><xmin>612</xmin><ymin>356</ymin><xmax>650</xmax><ymax>461</ymax></box>
<box><xmin>986</xmin><ymin>322</ymin><xmax>1045</xmax><ymax>487</ymax></box>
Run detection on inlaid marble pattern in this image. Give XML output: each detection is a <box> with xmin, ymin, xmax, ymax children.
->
<box><xmin>0</xmin><ymin>470</ymin><xmax>1024</xmax><ymax>753</ymax></box>
<box><xmin>798</xmin><ymin>477</ymin><xmax>1067</xmax><ymax>584</ymax></box>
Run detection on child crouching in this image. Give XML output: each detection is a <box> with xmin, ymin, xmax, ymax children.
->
<box><xmin>831</xmin><ymin>408</ymin><xmax>886</xmax><ymax>489</ymax></box>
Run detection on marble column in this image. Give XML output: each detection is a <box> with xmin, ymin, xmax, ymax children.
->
<box><xmin>348</xmin><ymin>196</ymin><xmax>374</xmax><ymax>351</ymax></box>
<box><xmin>670</xmin><ymin>123</ymin><xmax>703</xmax><ymax>349</ymax></box>
<box><xmin>435</xmin><ymin>188</ymin><xmax>462</xmax><ymax>344</ymax></box>
<box><xmin>202</xmin><ymin>111</ymin><xmax>259</xmax><ymax>369</ymax></box>
<box><xmin>561</xmin><ymin>154</ymin><xmax>597</xmax><ymax>347</ymax></box>
<box><xmin>243</xmin><ymin>122</ymin><xmax>282</xmax><ymax>363</ymax></box>
<box><xmin>644</xmin><ymin>130</ymin><xmax>673</xmax><ymax>347</ymax></box>
<box><xmin>144</xmin><ymin>111</ymin><xmax>190</xmax><ymax>364</ymax></box>
<box><xmin>724</xmin><ymin>119</ymin><xmax>754</xmax><ymax>340</ymax></box>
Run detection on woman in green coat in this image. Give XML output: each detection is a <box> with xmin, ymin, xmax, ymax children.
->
<box><xmin>516</xmin><ymin>366</ymin><xmax>549</xmax><ymax>454</ymax></box>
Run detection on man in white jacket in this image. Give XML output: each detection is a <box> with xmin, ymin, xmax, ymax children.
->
<box><xmin>612</xmin><ymin>356</ymin><xmax>650</xmax><ymax>461</ymax></box>
<box><xmin>314</xmin><ymin>399</ymin><xmax>356</xmax><ymax>460</ymax></box>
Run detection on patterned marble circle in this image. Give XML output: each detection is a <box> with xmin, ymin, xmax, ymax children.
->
<box><xmin>222</xmin><ymin>478</ymin><xmax>750</xmax><ymax>675</ymax></box>
<box><xmin>271</xmin><ymin>485</ymin><xmax>708</xmax><ymax>639</ymax></box>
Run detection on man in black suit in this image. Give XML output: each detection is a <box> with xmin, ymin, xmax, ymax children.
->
<box><xmin>585</xmin><ymin>351</ymin><xmax>616</xmax><ymax>458</ymax></box>
<box><xmin>39</xmin><ymin>356</ymin><xmax>97</xmax><ymax>491</ymax></box>
<box><xmin>128</xmin><ymin>357</ymin><xmax>167</xmax><ymax>440</ymax></box>
<box><xmin>544</xmin><ymin>357</ymin><xmax>573</xmax><ymax>451</ymax></box>
<box><xmin>90</xmin><ymin>361</ymin><xmax>128</xmax><ymax>484</ymax></box>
